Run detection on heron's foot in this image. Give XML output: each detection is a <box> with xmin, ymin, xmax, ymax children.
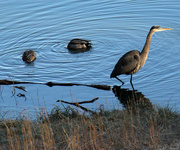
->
<box><xmin>120</xmin><ymin>82</ymin><xmax>124</xmax><ymax>87</ymax></box>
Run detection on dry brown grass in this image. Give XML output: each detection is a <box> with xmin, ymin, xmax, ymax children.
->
<box><xmin>0</xmin><ymin>105</ymin><xmax>179</xmax><ymax>150</ymax></box>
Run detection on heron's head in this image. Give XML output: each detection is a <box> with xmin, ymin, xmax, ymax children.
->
<box><xmin>150</xmin><ymin>25</ymin><xmax>173</xmax><ymax>32</ymax></box>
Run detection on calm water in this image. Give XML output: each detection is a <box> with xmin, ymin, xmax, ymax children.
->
<box><xmin>0</xmin><ymin>0</ymin><xmax>180</xmax><ymax>118</ymax></box>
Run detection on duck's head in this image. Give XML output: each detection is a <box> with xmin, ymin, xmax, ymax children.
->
<box><xmin>22</xmin><ymin>50</ymin><xmax>36</xmax><ymax>63</ymax></box>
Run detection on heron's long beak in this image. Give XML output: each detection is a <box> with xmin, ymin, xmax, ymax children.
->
<box><xmin>160</xmin><ymin>27</ymin><xmax>173</xmax><ymax>31</ymax></box>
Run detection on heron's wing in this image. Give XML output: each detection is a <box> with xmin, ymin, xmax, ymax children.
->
<box><xmin>111</xmin><ymin>50</ymin><xmax>141</xmax><ymax>77</ymax></box>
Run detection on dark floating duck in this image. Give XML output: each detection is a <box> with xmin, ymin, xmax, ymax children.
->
<box><xmin>67</xmin><ymin>39</ymin><xmax>92</xmax><ymax>51</ymax></box>
<box><xmin>22</xmin><ymin>50</ymin><xmax>36</xmax><ymax>63</ymax></box>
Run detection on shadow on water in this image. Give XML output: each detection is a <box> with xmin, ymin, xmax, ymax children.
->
<box><xmin>24</xmin><ymin>61</ymin><xmax>35</xmax><ymax>66</ymax></box>
<box><xmin>112</xmin><ymin>85</ymin><xmax>153</xmax><ymax>111</ymax></box>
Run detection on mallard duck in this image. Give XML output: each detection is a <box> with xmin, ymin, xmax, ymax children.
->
<box><xmin>67</xmin><ymin>39</ymin><xmax>92</xmax><ymax>50</ymax></box>
<box><xmin>22</xmin><ymin>50</ymin><xmax>36</xmax><ymax>63</ymax></box>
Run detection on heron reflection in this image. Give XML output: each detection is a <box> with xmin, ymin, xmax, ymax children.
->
<box><xmin>112</xmin><ymin>85</ymin><xmax>152</xmax><ymax>111</ymax></box>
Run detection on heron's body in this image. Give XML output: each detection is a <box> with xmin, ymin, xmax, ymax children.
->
<box><xmin>111</xmin><ymin>50</ymin><xmax>141</xmax><ymax>77</ymax></box>
<box><xmin>67</xmin><ymin>39</ymin><xmax>92</xmax><ymax>50</ymax></box>
<box><xmin>22</xmin><ymin>50</ymin><xmax>36</xmax><ymax>63</ymax></box>
<box><xmin>110</xmin><ymin>25</ymin><xmax>172</xmax><ymax>87</ymax></box>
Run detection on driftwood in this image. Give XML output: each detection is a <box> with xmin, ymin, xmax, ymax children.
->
<box><xmin>0</xmin><ymin>79</ymin><xmax>111</xmax><ymax>91</ymax></box>
<box><xmin>57</xmin><ymin>97</ymin><xmax>99</xmax><ymax>114</ymax></box>
<box><xmin>14</xmin><ymin>86</ymin><xmax>27</xmax><ymax>92</ymax></box>
<box><xmin>0</xmin><ymin>79</ymin><xmax>30</xmax><ymax>85</ymax></box>
<box><xmin>46</xmin><ymin>82</ymin><xmax>110</xmax><ymax>90</ymax></box>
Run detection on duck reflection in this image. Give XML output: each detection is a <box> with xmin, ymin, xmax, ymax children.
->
<box><xmin>68</xmin><ymin>47</ymin><xmax>91</xmax><ymax>54</ymax></box>
<box><xmin>112</xmin><ymin>85</ymin><xmax>152</xmax><ymax>110</ymax></box>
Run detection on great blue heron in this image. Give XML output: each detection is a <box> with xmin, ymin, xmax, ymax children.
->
<box><xmin>22</xmin><ymin>50</ymin><xmax>36</xmax><ymax>63</ymax></box>
<box><xmin>110</xmin><ymin>25</ymin><xmax>172</xmax><ymax>88</ymax></box>
<box><xmin>67</xmin><ymin>39</ymin><xmax>92</xmax><ymax>50</ymax></box>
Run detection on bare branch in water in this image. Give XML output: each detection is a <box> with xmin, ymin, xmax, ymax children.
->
<box><xmin>57</xmin><ymin>97</ymin><xmax>99</xmax><ymax>114</ymax></box>
<box><xmin>15</xmin><ymin>86</ymin><xmax>27</xmax><ymax>92</ymax></box>
<box><xmin>0</xmin><ymin>79</ymin><xmax>111</xmax><ymax>91</ymax></box>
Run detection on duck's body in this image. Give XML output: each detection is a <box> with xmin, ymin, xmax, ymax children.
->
<box><xmin>67</xmin><ymin>39</ymin><xmax>92</xmax><ymax>50</ymax></box>
<box><xmin>22</xmin><ymin>50</ymin><xmax>36</xmax><ymax>63</ymax></box>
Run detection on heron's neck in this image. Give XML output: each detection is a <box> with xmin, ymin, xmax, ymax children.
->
<box><xmin>140</xmin><ymin>30</ymin><xmax>154</xmax><ymax>66</ymax></box>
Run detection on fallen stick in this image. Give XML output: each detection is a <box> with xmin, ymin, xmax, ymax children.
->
<box><xmin>0</xmin><ymin>79</ymin><xmax>111</xmax><ymax>91</ymax></box>
<box><xmin>56</xmin><ymin>97</ymin><xmax>99</xmax><ymax>114</ymax></box>
<box><xmin>0</xmin><ymin>79</ymin><xmax>31</xmax><ymax>85</ymax></box>
<box><xmin>46</xmin><ymin>82</ymin><xmax>111</xmax><ymax>90</ymax></box>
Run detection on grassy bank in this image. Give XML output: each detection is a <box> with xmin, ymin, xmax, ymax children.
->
<box><xmin>0</xmin><ymin>105</ymin><xmax>179</xmax><ymax>150</ymax></box>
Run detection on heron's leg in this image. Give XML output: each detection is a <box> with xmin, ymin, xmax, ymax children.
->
<box><xmin>115</xmin><ymin>77</ymin><xmax>124</xmax><ymax>85</ymax></box>
<box><xmin>130</xmin><ymin>74</ymin><xmax>135</xmax><ymax>90</ymax></box>
<box><xmin>130</xmin><ymin>74</ymin><xmax>136</xmax><ymax>102</ymax></box>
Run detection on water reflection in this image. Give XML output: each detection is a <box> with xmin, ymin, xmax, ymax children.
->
<box><xmin>0</xmin><ymin>0</ymin><xmax>179</xmax><ymax>110</ymax></box>
<box><xmin>112</xmin><ymin>86</ymin><xmax>152</xmax><ymax>110</ymax></box>
<box><xmin>68</xmin><ymin>47</ymin><xmax>91</xmax><ymax>54</ymax></box>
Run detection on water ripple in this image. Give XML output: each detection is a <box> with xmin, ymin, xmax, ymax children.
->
<box><xmin>0</xmin><ymin>0</ymin><xmax>179</xmax><ymax>110</ymax></box>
